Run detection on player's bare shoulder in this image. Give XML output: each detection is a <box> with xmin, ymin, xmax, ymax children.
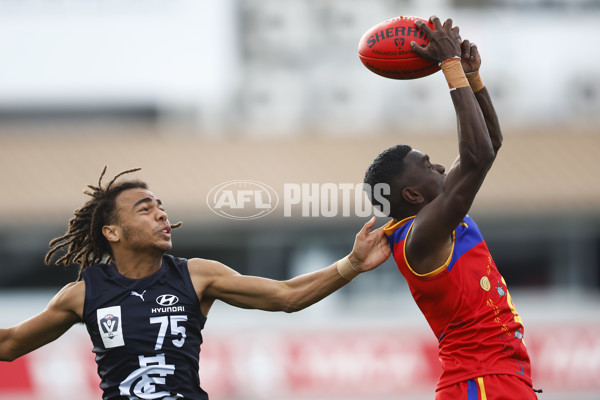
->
<box><xmin>47</xmin><ymin>280</ymin><xmax>86</xmax><ymax>322</ymax></box>
<box><xmin>187</xmin><ymin>258</ymin><xmax>239</xmax><ymax>292</ymax></box>
<box><xmin>187</xmin><ymin>258</ymin><xmax>241</xmax><ymax>316</ymax></box>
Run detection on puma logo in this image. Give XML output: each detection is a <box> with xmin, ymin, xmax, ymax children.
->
<box><xmin>130</xmin><ymin>290</ymin><xmax>147</xmax><ymax>301</ymax></box>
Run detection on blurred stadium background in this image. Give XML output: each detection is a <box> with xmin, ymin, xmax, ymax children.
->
<box><xmin>0</xmin><ymin>0</ymin><xmax>599</xmax><ymax>399</ymax></box>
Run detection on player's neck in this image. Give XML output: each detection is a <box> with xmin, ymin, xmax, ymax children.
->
<box><xmin>110</xmin><ymin>249</ymin><xmax>164</xmax><ymax>279</ymax></box>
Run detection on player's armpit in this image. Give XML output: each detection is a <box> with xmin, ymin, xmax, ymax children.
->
<box><xmin>0</xmin><ymin>281</ymin><xmax>84</xmax><ymax>361</ymax></box>
<box><xmin>405</xmin><ymin>162</ymin><xmax>490</xmax><ymax>275</ymax></box>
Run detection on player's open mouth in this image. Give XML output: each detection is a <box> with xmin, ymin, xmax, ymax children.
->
<box><xmin>158</xmin><ymin>225</ymin><xmax>172</xmax><ymax>235</ymax></box>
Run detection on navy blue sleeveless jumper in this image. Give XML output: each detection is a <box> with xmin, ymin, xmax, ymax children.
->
<box><xmin>82</xmin><ymin>255</ymin><xmax>208</xmax><ymax>400</ymax></box>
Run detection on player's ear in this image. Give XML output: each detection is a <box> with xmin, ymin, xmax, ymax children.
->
<box><xmin>102</xmin><ymin>225</ymin><xmax>120</xmax><ymax>243</ymax></box>
<box><xmin>402</xmin><ymin>187</ymin><xmax>423</xmax><ymax>205</ymax></box>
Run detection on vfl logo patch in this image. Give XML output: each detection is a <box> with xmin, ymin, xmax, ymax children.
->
<box><xmin>97</xmin><ymin>306</ymin><xmax>125</xmax><ymax>348</ymax></box>
<box><xmin>101</xmin><ymin>314</ymin><xmax>119</xmax><ymax>338</ymax></box>
<box><xmin>156</xmin><ymin>294</ymin><xmax>179</xmax><ymax>306</ymax></box>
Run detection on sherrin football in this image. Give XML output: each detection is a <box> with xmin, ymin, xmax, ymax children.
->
<box><xmin>358</xmin><ymin>16</ymin><xmax>441</xmax><ymax>80</ymax></box>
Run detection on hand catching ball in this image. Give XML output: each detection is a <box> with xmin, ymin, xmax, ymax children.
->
<box><xmin>358</xmin><ymin>16</ymin><xmax>440</xmax><ymax>80</ymax></box>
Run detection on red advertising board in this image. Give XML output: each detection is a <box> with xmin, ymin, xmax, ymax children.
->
<box><xmin>1</xmin><ymin>324</ymin><xmax>599</xmax><ymax>399</ymax></box>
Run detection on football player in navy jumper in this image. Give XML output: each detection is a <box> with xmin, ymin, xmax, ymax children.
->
<box><xmin>0</xmin><ymin>167</ymin><xmax>391</xmax><ymax>399</ymax></box>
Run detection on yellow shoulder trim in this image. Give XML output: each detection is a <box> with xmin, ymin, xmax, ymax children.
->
<box><xmin>403</xmin><ymin>225</ymin><xmax>456</xmax><ymax>278</ymax></box>
<box><xmin>383</xmin><ymin>216</ymin><xmax>416</xmax><ymax>236</ymax></box>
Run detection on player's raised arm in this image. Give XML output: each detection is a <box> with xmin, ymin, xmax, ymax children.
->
<box><xmin>403</xmin><ymin>16</ymin><xmax>495</xmax><ymax>274</ymax></box>
<box><xmin>191</xmin><ymin>217</ymin><xmax>390</xmax><ymax>314</ymax></box>
<box><xmin>460</xmin><ymin>39</ymin><xmax>503</xmax><ymax>155</ymax></box>
<box><xmin>0</xmin><ymin>281</ymin><xmax>84</xmax><ymax>361</ymax></box>
<box><xmin>438</xmin><ymin>40</ymin><xmax>503</xmax><ymax>184</ymax></box>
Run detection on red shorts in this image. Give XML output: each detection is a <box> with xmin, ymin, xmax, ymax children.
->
<box><xmin>435</xmin><ymin>374</ymin><xmax>538</xmax><ymax>400</ymax></box>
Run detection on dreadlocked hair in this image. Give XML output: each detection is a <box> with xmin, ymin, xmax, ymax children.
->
<box><xmin>45</xmin><ymin>166</ymin><xmax>181</xmax><ymax>281</ymax></box>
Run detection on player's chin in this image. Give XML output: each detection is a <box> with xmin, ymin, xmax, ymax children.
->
<box><xmin>155</xmin><ymin>240</ymin><xmax>172</xmax><ymax>253</ymax></box>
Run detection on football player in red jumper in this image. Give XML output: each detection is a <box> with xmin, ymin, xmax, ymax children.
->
<box><xmin>364</xmin><ymin>16</ymin><xmax>540</xmax><ymax>400</ymax></box>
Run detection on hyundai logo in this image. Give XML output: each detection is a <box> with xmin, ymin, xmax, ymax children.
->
<box><xmin>156</xmin><ymin>294</ymin><xmax>179</xmax><ymax>306</ymax></box>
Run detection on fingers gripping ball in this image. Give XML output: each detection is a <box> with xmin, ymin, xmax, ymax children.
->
<box><xmin>358</xmin><ymin>16</ymin><xmax>440</xmax><ymax>80</ymax></box>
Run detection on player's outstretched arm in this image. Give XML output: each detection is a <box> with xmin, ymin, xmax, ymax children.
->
<box><xmin>191</xmin><ymin>217</ymin><xmax>390</xmax><ymax>314</ymax></box>
<box><xmin>405</xmin><ymin>17</ymin><xmax>496</xmax><ymax>273</ymax></box>
<box><xmin>0</xmin><ymin>281</ymin><xmax>84</xmax><ymax>362</ymax></box>
<box><xmin>460</xmin><ymin>39</ymin><xmax>503</xmax><ymax>155</ymax></box>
